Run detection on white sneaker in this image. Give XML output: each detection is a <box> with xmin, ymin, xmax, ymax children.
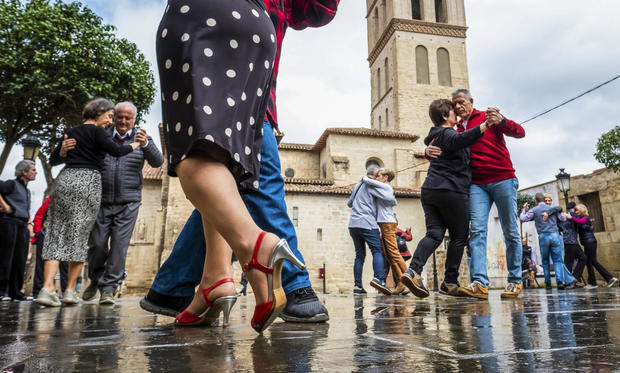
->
<box><xmin>62</xmin><ymin>289</ymin><xmax>81</xmax><ymax>305</ymax></box>
<box><xmin>36</xmin><ymin>288</ymin><xmax>61</xmax><ymax>307</ymax></box>
<box><xmin>607</xmin><ymin>277</ymin><xmax>618</xmax><ymax>288</ymax></box>
<box><xmin>584</xmin><ymin>284</ymin><xmax>598</xmax><ymax>290</ymax></box>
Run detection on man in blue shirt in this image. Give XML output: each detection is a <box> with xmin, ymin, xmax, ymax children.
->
<box><xmin>520</xmin><ymin>193</ymin><xmax>576</xmax><ymax>289</ymax></box>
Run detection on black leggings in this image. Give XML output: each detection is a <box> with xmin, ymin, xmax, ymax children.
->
<box><xmin>410</xmin><ymin>189</ymin><xmax>469</xmax><ymax>284</ymax></box>
<box><xmin>582</xmin><ymin>241</ymin><xmax>612</xmax><ymax>285</ymax></box>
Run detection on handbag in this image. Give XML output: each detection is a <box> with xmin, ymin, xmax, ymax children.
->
<box><xmin>397</xmin><ymin>235</ymin><xmax>411</xmax><ymax>260</ymax></box>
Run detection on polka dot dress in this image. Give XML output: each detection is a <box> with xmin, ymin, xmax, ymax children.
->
<box><xmin>157</xmin><ymin>0</ymin><xmax>276</xmax><ymax>191</ymax></box>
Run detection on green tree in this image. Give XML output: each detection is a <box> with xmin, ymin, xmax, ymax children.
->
<box><xmin>517</xmin><ymin>192</ymin><xmax>535</xmax><ymax>212</ymax></box>
<box><xmin>0</xmin><ymin>0</ymin><xmax>155</xmax><ymax>192</ymax></box>
<box><xmin>594</xmin><ymin>125</ymin><xmax>620</xmax><ymax>172</ymax></box>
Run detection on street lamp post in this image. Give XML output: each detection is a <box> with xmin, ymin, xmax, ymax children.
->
<box><xmin>21</xmin><ymin>136</ymin><xmax>42</xmax><ymax>161</ymax></box>
<box><xmin>555</xmin><ymin>168</ymin><xmax>571</xmax><ymax>207</ymax></box>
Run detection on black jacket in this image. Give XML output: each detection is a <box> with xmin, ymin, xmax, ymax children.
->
<box><xmin>422</xmin><ymin>125</ymin><xmax>483</xmax><ymax>194</ymax></box>
<box><xmin>50</xmin><ymin>124</ymin><xmax>134</xmax><ymax>171</ymax></box>
<box><xmin>100</xmin><ymin>127</ymin><xmax>164</xmax><ymax>204</ymax></box>
<box><xmin>577</xmin><ymin>216</ymin><xmax>597</xmax><ymax>244</ymax></box>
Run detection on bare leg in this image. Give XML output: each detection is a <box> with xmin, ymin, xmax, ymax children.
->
<box><xmin>66</xmin><ymin>262</ymin><xmax>84</xmax><ymax>291</ymax></box>
<box><xmin>42</xmin><ymin>260</ymin><xmax>60</xmax><ymax>293</ymax></box>
<box><xmin>183</xmin><ymin>217</ymin><xmax>236</xmax><ymax>316</ymax></box>
<box><xmin>176</xmin><ymin>158</ymin><xmax>277</xmax><ymax>306</ymax></box>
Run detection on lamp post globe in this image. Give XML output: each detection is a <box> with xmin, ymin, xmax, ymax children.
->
<box><xmin>22</xmin><ymin>136</ymin><xmax>42</xmax><ymax>161</ymax></box>
<box><xmin>555</xmin><ymin>168</ymin><xmax>571</xmax><ymax>206</ymax></box>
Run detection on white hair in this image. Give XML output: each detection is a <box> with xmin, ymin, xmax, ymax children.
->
<box><xmin>115</xmin><ymin>101</ymin><xmax>137</xmax><ymax>117</ymax></box>
<box><xmin>451</xmin><ymin>88</ymin><xmax>472</xmax><ymax>100</ymax></box>
<box><xmin>15</xmin><ymin>160</ymin><xmax>35</xmax><ymax>177</ymax></box>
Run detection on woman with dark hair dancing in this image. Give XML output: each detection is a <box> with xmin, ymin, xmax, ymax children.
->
<box><xmin>36</xmin><ymin>98</ymin><xmax>142</xmax><ymax>307</ymax></box>
<box><xmin>157</xmin><ymin>1</ymin><xmax>304</xmax><ymax>332</ymax></box>
<box><xmin>401</xmin><ymin>99</ymin><xmax>497</xmax><ymax>298</ymax></box>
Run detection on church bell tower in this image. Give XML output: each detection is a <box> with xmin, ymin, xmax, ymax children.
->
<box><xmin>366</xmin><ymin>0</ymin><xmax>470</xmax><ymax>155</ymax></box>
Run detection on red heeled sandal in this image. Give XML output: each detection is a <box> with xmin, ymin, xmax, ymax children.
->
<box><xmin>243</xmin><ymin>232</ymin><xmax>306</xmax><ymax>333</ymax></box>
<box><xmin>175</xmin><ymin>278</ymin><xmax>237</xmax><ymax>327</ymax></box>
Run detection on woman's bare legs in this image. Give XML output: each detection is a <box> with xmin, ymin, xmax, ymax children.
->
<box><xmin>176</xmin><ymin>157</ymin><xmax>277</xmax><ymax>307</ymax></box>
<box><xmin>42</xmin><ymin>260</ymin><xmax>60</xmax><ymax>293</ymax></box>
<box><xmin>66</xmin><ymin>262</ymin><xmax>84</xmax><ymax>291</ymax></box>
<box><xmin>183</xmin><ymin>218</ymin><xmax>236</xmax><ymax>315</ymax></box>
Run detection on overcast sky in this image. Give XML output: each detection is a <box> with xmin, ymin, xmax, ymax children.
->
<box><xmin>2</xmin><ymin>0</ymin><xmax>619</xmax><ymax>212</ymax></box>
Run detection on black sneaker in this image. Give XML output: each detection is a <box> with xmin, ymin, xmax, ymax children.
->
<box><xmin>400</xmin><ymin>269</ymin><xmax>429</xmax><ymax>298</ymax></box>
<box><xmin>557</xmin><ymin>282</ymin><xmax>565</xmax><ymax>290</ymax></box>
<box><xmin>139</xmin><ymin>289</ymin><xmax>193</xmax><ymax>317</ymax></box>
<box><xmin>280</xmin><ymin>287</ymin><xmax>329</xmax><ymax>323</ymax></box>
<box><xmin>369</xmin><ymin>278</ymin><xmax>392</xmax><ymax>296</ymax></box>
<box><xmin>353</xmin><ymin>286</ymin><xmax>367</xmax><ymax>295</ymax></box>
<box><xmin>439</xmin><ymin>281</ymin><xmax>460</xmax><ymax>297</ymax></box>
<box><xmin>545</xmin><ymin>284</ymin><xmax>552</xmax><ymax>290</ymax></box>
<box><xmin>82</xmin><ymin>282</ymin><xmax>98</xmax><ymax>301</ymax></box>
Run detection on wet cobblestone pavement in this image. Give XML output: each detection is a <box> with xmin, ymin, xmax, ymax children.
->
<box><xmin>1</xmin><ymin>288</ymin><xmax>619</xmax><ymax>372</ymax></box>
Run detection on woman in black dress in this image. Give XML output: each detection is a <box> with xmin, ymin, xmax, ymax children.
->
<box><xmin>157</xmin><ymin>0</ymin><xmax>303</xmax><ymax>332</ymax></box>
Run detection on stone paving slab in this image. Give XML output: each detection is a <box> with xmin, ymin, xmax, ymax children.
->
<box><xmin>1</xmin><ymin>288</ymin><xmax>619</xmax><ymax>372</ymax></box>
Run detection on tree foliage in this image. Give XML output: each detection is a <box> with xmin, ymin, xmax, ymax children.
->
<box><xmin>594</xmin><ymin>125</ymin><xmax>620</xmax><ymax>172</ymax></box>
<box><xmin>517</xmin><ymin>192</ymin><xmax>535</xmax><ymax>211</ymax></box>
<box><xmin>0</xmin><ymin>0</ymin><xmax>155</xmax><ymax>187</ymax></box>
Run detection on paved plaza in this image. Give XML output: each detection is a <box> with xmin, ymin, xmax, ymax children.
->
<box><xmin>1</xmin><ymin>288</ymin><xmax>619</xmax><ymax>372</ymax></box>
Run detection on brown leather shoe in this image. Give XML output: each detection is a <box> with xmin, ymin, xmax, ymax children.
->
<box><xmin>458</xmin><ymin>281</ymin><xmax>489</xmax><ymax>300</ymax></box>
<box><xmin>500</xmin><ymin>282</ymin><xmax>522</xmax><ymax>299</ymax></box>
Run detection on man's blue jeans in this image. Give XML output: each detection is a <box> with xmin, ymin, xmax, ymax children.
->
<box><xmin>538</xmin><ymin>233</ymin><xmax>575</xmax><ymax>285</ymax></box>
<box><xmin>151</xmin><ymin>122</ymin><xmax>311</xmax><ymax>297</ymax></box>
<box><xmin>539</xmin><ymin>232</ymin><xmax>566</xmax><ymax>285</ymax></box>
<box><xmin>469</xmin><ymin>178</ymin><xmax>522</xmax><ymax>287</ymax></box>
<box><xmin>349</xmin><ymin>227</ymin><xmax>386</xmax><ymax>287</ymax></box>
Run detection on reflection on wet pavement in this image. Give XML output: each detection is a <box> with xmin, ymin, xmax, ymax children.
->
<box><xmin>1</xmin><ymin>288</ymin><xmax>619</xmax><ymax>372</ymax></box>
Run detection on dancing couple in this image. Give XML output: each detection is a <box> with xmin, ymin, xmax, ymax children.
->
<box><xmin>149</xmin><ymin>0</ymin><xmax>339</xmax><ymax>332</ymax></box>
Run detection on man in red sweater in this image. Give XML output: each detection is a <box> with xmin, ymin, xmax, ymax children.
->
<box><xmin>427</xmin><ymin>88</ymin><xmax>525</xmax><ymax>299</ymax></box>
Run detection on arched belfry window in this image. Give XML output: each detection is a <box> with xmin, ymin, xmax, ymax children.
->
<box><xmin>381</xmin><ymin>0</ymin><xmax>387</xmax><ymax>28</ymax></box>
<box><xmin>437</xmin><ymin>48</ymin><xmax>452</xmax><ymax>86</ymax></box>
<box><xmin>435</xmin><ymin>0</ymin><xmax>447</xmax><ymax>23</ymax></box>
<box><xmin>374</xmin><ymin>7</ymin><xmax>379</xmax><ymax>41</ymax></box>
<box><xmin>411</xmin><ymin>0</ymin><xmax>422</xmax><ymax>20</ymax></box>
<box><xmin>385</xmin><ymin>108</ymin><xmax>389</xmax><ymax>129</ymax></box>
<box><xmin>415</xmin><ymin>45</ymin><xmax>430</xmax><ymax>84</ymax></box>
<box><xmin>384</xmin><ymin>57</ymin><xmax>389</xmax><ymax>90</ymax></box>
<box><xmin>377</xmin><ymin>68</ymin><xmax>382</xmax><ymax>98</ymax></box>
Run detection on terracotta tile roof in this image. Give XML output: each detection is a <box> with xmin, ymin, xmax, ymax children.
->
<box><xmin>284</xmin><ymin>182</ymin><xmax>420</xmax><ymax>198</ymax></box>
<box><xmin>278</xmin><ymin>143</ymin><xmax>314</xmax><ymax>151</ymax></box>
<box><xmin>143</xmin><ymin>164</ymin><xmax>164</xmax><ymax>180</ymax></box>
<box><xmin>279</xmin><ymin>128</ymin><xmax>419</xmax><ymax>153</ymax></box>
<box><xmin>285</xmin><ymin>178</ymin><xmax>334</xmax><ymax>185</ymax></box>
<box><xmin>312</xmin><ymin>128</ymin><xmax>419</xmax><ymax>152</ymax></box>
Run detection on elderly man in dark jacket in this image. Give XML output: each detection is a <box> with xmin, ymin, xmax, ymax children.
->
<box><xmin>0</xmin><ymin>160</ymin><xmax>36</xmax><ymax>301</ymax></box>
<box><xmin>61</xmin><ymin>102</ymin><xmax>164</xmax><ymax>304</ymax></box>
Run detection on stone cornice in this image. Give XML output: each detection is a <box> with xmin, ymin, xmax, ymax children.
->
<box><xmin>368</xmin><ymin>18</ymin><xmax>468</xmax><ymax>65</ymax></box>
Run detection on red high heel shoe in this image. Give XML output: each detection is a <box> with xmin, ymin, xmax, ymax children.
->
<box><xmin>243</xmin><ymin>232</ymin><xmax>306</xmax><ymax>333</ymax></box>
<box><xmin>175</xmin><ymin>278</ymin><xmax>237</xmax><ymax>327</ymax></box>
